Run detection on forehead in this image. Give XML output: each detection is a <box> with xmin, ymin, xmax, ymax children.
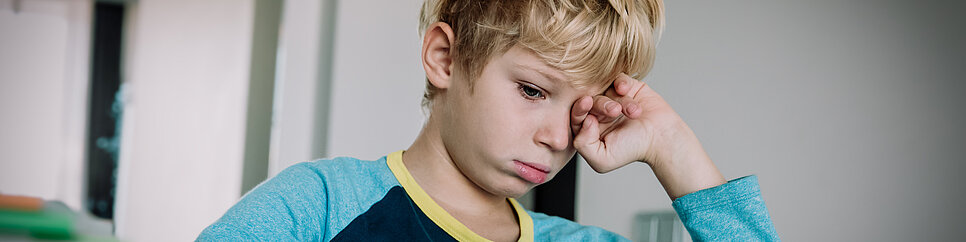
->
<box><xmin>500</xmin><ymin>46</ymin><xmax>611</xmax><ymax>96</ymax></box>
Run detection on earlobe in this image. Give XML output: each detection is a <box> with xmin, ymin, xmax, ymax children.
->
<box><xmin>422</xmin><ymin>22</ymin><xmax>455</xmax><ymax>90</ymax></box>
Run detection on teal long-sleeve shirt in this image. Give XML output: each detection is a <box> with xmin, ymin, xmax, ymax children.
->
<box><xmin>198</xmin><ymin>151</ymin><xmax>779</xmax><ymax>241</ymax></box>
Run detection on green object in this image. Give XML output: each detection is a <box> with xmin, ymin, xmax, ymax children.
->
<box><xmin>0</xmin><ymin>207</ymin><xmax>74</xmax><ymax>239</ymax></box>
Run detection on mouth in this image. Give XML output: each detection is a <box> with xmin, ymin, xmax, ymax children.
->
<box><xmin>513</xmin><ymin>160</ymin><xmax>550</xmax><ymax>184</ymax></box>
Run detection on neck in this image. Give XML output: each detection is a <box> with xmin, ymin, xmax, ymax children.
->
<box><xmin>402</xmin><ymin>115</ymin><xmax>510</xmax><ymax>215</ymax></box>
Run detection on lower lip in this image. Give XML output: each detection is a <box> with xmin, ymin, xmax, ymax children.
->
<box><xmin>513</xmin><ymin>160</ymin><xmax>548</xmax><ymax>184</ymax></box>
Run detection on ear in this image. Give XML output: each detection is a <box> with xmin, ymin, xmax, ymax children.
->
<box><xmin>422</xmin><ymin>22</ymin><xmax>456</xmax><ymax>90</ymax></box>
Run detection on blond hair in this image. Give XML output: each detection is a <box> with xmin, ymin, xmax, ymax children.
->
<box><xmin>419</xmin><ymin>0</ymin><xmax>665</xmax><ymax>107</ymax></box>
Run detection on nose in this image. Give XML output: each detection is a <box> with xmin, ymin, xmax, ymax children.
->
<box><xmin>533</xmin><ymin>110</ymin><xmax>571</xmax><ymax>151</ymax></box>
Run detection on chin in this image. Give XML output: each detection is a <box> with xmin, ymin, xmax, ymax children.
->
<box><xmin>499</xmin><ymin>179</ymin><xmax>537</xmax><ymax>199</ymax></box>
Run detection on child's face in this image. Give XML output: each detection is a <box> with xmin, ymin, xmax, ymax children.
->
<box><xmin>437</xmin><ymin>46</ymin><xmax>608</xmax><ymax>198</ymax></box>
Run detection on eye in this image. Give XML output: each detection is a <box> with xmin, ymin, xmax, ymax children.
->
<box><xmin>518</xmin><ymin>83</ymin><xmax>546</xmax><ymax>100</ymax></box>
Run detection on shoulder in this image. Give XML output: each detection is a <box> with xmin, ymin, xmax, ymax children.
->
<box><xmin>284</xmin><ymin>156</ymin><xmax>391</xmax><ymax>178</ymax></box>
<box><xmin>267</xmin><ymin>156</ymin><xmax>398</xmax><ymax>191</ymax></box>
<box><xmin>528</xmin><ymin>211</ymin><xmax>629</xmax><ymax>241</ymax></box>
<box><xmin>225</xmin><ymin>155</ymin><xmax>401</xmax><ymax>221</ymax></box>
<box><xmin>198</xmin><ymin>155</ymin><xmax>400</xmax><ymax>241</ymax></box>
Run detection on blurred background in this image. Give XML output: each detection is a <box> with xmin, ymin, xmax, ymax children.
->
<box><xmin>1</xmin><ymin>0</ymin><xmax>964</xmax><ymax>241</ymax></box>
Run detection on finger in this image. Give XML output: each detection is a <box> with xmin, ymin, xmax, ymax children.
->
<box><xmin>620</xmin><ymin>98</ymin><xmax>642</xmax><ymax>119</ymax></box>
<box><xmin>614</xmin><ymin>74</ymin><xmax>634</xmax><ymax>96</ymax></box>
<box><xmin>573</xmin><ymin>114</ymin><xmax>603</xmax><ymax>157</ymax></box>
<box><xmin>570</xmin><ymin>96</ymin><xmax>593</xmax><ymax>134</ymax></box>
<box><xmin>573</xmin><ymin>115</ymin><xmax>613</xmax><ymax>173</ymax></box>
<box><xmin>590</xmin><ymin>96</ymin><xmax>623</xmax><ymax>123</ymax></box>
<box><xmin>609</xmin><ymin>74</ymin><xmax>645</xmax><ymax>119</ymax></box>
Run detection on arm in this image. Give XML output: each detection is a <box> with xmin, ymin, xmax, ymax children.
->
<box><xmin>197</xmin><ymin>163</ymin><xmax>327</xmax><ymax>241</ymax></box>
<box><xmin>672</xmin><ymin>175</ymin><xmax>779</xmax><ymax>241</ymax></box>
<box><xmin>570</xmin><ymin>74</ymin><xmax>777</xmax><ymax>240</ymax></box>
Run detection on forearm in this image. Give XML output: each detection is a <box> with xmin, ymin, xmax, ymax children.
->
<box><xmin>655</xmin><ymin>129</ymin><xmax>778</xmax><ymax>240</ymax></box>
<box><xmin>646</xmin><ymin>122</ymin><xmax>725</xmax><ymax>200</ymax></box>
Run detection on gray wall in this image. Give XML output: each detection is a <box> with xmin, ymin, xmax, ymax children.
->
<box><xmin>325</xmin><ymin>0</ymin><xmax>425</xmax><ymax>161</ymax></box>
<box><xmin>577</xmin><ymin>1</ymin><xmax>966</xmax><ymax>241</ymax></box>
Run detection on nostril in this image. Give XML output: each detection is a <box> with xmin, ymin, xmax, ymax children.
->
<box><xmin>536</xmin><ymin>132</ymin><xmax>567</xmax><ymax>151</ymax></box>
<box><xmin>542</xmin><ymin>135</ymin><xmax>569</xmax><ymax>151</ymax></box>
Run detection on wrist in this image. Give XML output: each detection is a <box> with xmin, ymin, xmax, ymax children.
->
<box><xmin>644</xmin><ymin>121</ymin><xmax>726</xmax><ymax>200</ymax></box>
<box><xmin>642</xmin><ymin>119</ymin><xmax>698</xmax><ymax>166</ymax></box>
<box><xmin>649</xmin><ymin>151</ymin><xmax>725</xmax><ymax>200</ymax></box>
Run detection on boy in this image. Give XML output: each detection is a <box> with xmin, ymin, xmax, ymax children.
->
<box><xmin>199</xmin><ymin>0</ymin><xmax>778</xmax><ymax>241</ymax></box>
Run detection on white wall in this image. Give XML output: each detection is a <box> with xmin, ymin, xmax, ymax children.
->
<box><xmin>576</xmin><ymin>1</ymin><xmax>966</xmax><ymax>241</ymax></box>
<box><xmin>113</xmin><ymin>0</ymin><xmax>256</xmax><ymax>241</ymax></box>
<box><xmin>0</xmin><ymin>0</ymin><xmax>91</xmax><ymax>211</ymax></box>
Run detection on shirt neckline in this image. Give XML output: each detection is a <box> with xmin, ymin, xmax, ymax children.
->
<box><xmin>386</xmin><ymin>150</ymin><xmax>534</xmax><ymax>242</ymax></box>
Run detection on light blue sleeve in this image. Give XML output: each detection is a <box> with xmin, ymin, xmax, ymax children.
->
<box><xmin>671</xmin><ymin>175</ymin><xmax>779</xmax><ymax>241</ymax></box>
<box><xmin>196</xmin><ymin>163</ymin><xmax>327</xmax><ymax>241</ymax></box>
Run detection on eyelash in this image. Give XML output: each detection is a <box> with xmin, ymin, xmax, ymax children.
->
<box><xmin>517</xmin><ymin>82</ymin><xmax>546</xmax><ymax>100</ymax></box>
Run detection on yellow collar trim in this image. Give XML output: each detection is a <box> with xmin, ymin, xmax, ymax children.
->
<box><xmin>386</xmin><ymin>150</ymin><xmax>534</xmax><ymax>242</ymax></box>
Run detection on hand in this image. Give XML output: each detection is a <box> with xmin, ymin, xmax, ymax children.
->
<box><xmin>571</xmin><ymin>73</ymin><xmax>690</xmax><ymax>171</ymax></box>
<box><xmin>570</xmin><ymin>74</ymin><xmax>726</xmax><ymax>199</ymax></box>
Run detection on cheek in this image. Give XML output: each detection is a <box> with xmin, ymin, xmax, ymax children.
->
<box><xmin>495</xmin><ymin>95</ymin><xmax>547</xmax><ymax>135</ymax></box>
<box><xmin>473</xmin><ymin>98</ymin><xmax>528</xmax><ymax>144</ymax></box>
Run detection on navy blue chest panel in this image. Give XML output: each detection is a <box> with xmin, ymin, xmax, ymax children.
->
<box><xmin>331</xmin><ymin>186</ymin><xmax>457</xmax><ymax>241</ymax></box>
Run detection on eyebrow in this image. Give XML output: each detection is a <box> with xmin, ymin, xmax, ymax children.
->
<box><xmin>514</xmin><ymin>63</ymin><xmax>569</xmax><ymax>86</ymax></box>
